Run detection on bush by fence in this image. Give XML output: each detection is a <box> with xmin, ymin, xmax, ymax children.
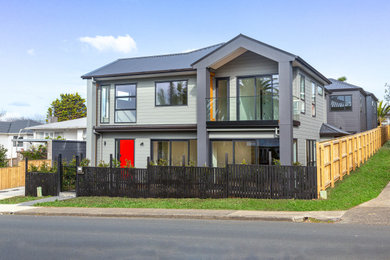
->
<box><xmin>77</xmin><ymin>164</ymin><xmax>317</xmax><ymax>199</ymax></box>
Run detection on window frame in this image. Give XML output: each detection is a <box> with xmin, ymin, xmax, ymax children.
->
<box><xmin>114</xmin><ymin>83</ymin><xmax>137</xmax><ymax>123</ymax></box>
<box><xmin>329</xmin><ymin>94</ymin><xmax>353</xmax><ymax>112</ymax></box>
<box><xmin>311</xmin><ymin>81</ymin><xmax>316</xmax><ymax>117</ymax></box>
<box><xmin>299</xmin><ymin>74</ymin><xmax>306</xmax><ymax>114</ymax></box>
<box><xmin>293</xmin><ymin>139</ymin><xmax>298</xmax><ymax>163</ymax></box>
<box><xmin>306</xmin><ymin>139</ymin><xmax>316</xmax><ymax>166</ymax></box>
<box><xmin>155</xmin><ymin>80</ymin><xmax>188</xmax><ymax>107</ymax></box>
<box><xmin>100</xmin><ymin>85</ymin><xmax>110</xmax><ymax>124</ymax></box>
<box><xmin>150</xmin><ymin>139</ymin><xmax>196</xmax><ymax>166</ymax></box>
<box><xmin>318</xmin><ymin>84</ymin><xmax>323</xmax><ymax>96</ymax></box>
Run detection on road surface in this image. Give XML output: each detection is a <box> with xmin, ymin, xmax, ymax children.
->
<box><xmin>0</xmin><ymin>215</ymin><xmax>389</xmax><ymax>259</ymax></box>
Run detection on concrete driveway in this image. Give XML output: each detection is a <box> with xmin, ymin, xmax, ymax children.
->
<box><xmin>0</xmin><ymin>187</ymin><xmax>24</xmax><ymax>200</ymax></box>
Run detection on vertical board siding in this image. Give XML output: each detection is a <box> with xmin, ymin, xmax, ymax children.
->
<box><xmin>316</xmin><ymin>125</ymin><xmax>390</xmax><ymax>196</ymax></box>
<box><xmin>77</xmin><ymin>165</ymin><xmax>317</xmax><ymax>199</ymax></box>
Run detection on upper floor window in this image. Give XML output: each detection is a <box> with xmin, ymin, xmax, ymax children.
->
<box><xmin>318</xmin><ymin>84</ymin><xmax>323</xmax><ymax>96</ymax></box>
<box><xmin>311</xmin><ymin>82</ymin><xmax>316</xmax><ymax>117</ymax></box>
<box><xmin>155</xmin><ymin>80</ymin><xmax>188</xmax><ymax>106</ymax></box>
<box><xmin>100</xmin><ymin>85</ymin><xmax>110</xmax><ymax>123</ymax></box>
<box><xmin>300</xmin><ymin>74</ymin><xmax>305</xmax><ymax>114</ymax></box>
<box><xmin>330</xmin><ymin>95</ymin><xmax>352</xmax><ymax>111</ymax></box>
<box><xmin>115</xmin><ymin>84</ymin><xmax>136</xmax><ymax>123</ymax></box>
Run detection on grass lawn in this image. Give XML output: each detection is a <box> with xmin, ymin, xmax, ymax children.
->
<box><xmin>37</xmin><ymin>142</ymin><xmax>390</xmax><ymax>211</ymax></box>
<box><xmin>0</xmin><ymin>196</ymin><xmax>49</xmax><ymax>204</ymax></box>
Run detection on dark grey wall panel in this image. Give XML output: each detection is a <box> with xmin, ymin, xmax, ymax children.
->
<box><xmin>52</xmin><ymin>140</ymin><xmax>86</xmax><ymax>162</ymax></box>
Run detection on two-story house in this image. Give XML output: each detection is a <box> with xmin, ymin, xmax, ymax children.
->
<box><xmin>82</xmin><ymin>34</ymin><xmax>333</xmax><ymax>167</ymax></box>
<box><xmin>325</xmin><ymin>79</ymin><xmax>378</xmax><ymax>134</ymax></box>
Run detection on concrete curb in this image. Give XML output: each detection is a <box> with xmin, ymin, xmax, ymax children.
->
<box><xmin>12</xmin><ymin>207</ymin><xmax>346</xmax><ymax>223</ymax></box>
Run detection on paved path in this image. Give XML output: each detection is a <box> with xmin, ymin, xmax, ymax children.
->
<box><xmin>0</xmin><ymin>187</ymin><xmax>24</xmax><ymax>200</ymax></box>
<box><xmin>1</xmin><ymin>215</ymin><xmax>390</xmax><ymax>259</ymax></box>
<box><xmin>341</xmin><ymin>182</ymin><xmax>390</xmax><ymax>225</ymax></box>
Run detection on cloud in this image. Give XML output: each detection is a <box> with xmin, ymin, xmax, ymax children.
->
<box><xmin>9</xmin><ymin>101</ymin><xmax>31</xmax><ymax>107</ymax></box>
<box><xmin>79</xmin><ymin>35</ymin><xmax>137</xmax><ymax>53</ymax></box>
<box><xmin>0</xmin><ymin>111</ymin><xmax>22</xmax><ymax>121</ymax></box>
<box><xmin>27</xmin><ymin>49</ymin><xmax>35</xmax><ymax>56</ymax></box>
<box><xmin>182</xmin><ymin>48</ymin><xmax>197</xmax><ymax>53</ymax></box>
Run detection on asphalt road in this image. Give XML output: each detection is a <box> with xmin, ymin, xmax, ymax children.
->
<box><xmin>0</xmin><ymin>216</ymin><xmax>390</xmax><ymax>260</ymax></box>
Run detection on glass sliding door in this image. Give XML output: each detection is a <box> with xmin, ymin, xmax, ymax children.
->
<box><xmin>257</xmin><ymin>76</ymin><xmax>273</xmax><ymax>120</ymax></box>
<box><xmin>211</xmin><ymin>141</ymin><xmax>233</xmax><ymax>167</ymax></box>
<box><xmin>152</xmin><ymin>141</ymin><xmax>170</xmax><ymax>165</ymax></box>
<box><xmin>215</xmin><ymin>79</ymin><xmax>229</xmax><ymax>121</ymax></box>
<box><xmin>234</xmin><ymin>141</ymin><xmax>256</xmax><ymax>165</ymax></box>
<box><xmin>171</xmin><ymin>141</ymin><xmax>188</xmax><ymax>166</ymax></box>
<box><xmin>238</xmin><ymin>78</ymin><xmax>256</xmax><ymax>120</ymax></box>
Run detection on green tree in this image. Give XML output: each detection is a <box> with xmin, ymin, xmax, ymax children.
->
<box><xmin>377</xmin><ymin>100</ymin><xmax>390</xmax><ymax>125</ymax></box>
<box><xmin>46</xmin><ymin>93</ymin><xmax>86</xmax><ymax>122</ymax></box>
<box><xmin>0</xmin><ymin>145</ymin><xmax>8</xmax><ymax>168</ymax></box>
<box><xmin>337</xmin><ymin>76</ymin><xmax>347</xmax><ymax>82</ymax></box>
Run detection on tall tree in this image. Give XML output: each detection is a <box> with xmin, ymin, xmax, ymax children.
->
<box><xmin>384</xmin><ymin>83</ymin><xmax>390</xmax><ymax>103</ymax></box>
<box><xmin>337</xmin><ymin>76</ymin><xmax>347</xmax><ymax>82</ymax></box>
<box><xmin>377</xmin><ymin>100</ymin><xmax>390</xmax><ymax>125</ymax></box>
<box><xmin>46</xmin><ymin>93</ymin><xmax>86</xmax><ymax>122</ymax></box>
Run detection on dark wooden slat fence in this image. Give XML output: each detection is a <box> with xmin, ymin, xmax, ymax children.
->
<box><xmin>77</xmin><ymin>164</ymin><xmax>317</xmax><ymax>199</ymax></box>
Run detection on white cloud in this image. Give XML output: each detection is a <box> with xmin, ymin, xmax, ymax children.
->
<box><xmin>79</xmin><ymin>35</ymin><xmax>137</xmax><ymax>53</ymax></box>
<box><xmin>0</xmin><ymin>111</ymin><xmax>22</xmax><ymax>121</ymax></box>
<box><xmin>27</xmin><ymin>48</ymin><xmax>35</xmax><ymax>56</ymax></box>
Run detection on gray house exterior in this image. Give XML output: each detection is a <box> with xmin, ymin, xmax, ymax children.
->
<box><xmin>325</xmin><ymin>79</ymin><xmax>378</xmax><ymax>134</ymax></box>
<box><xmin>82</xmin><ymin>34</ymin><xmax>332</xmax><ymax>167</ymax></box>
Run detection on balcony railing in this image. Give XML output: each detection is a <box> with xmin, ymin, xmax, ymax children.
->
<box><xmin>206</xmin><ymin>95</ymin><xmax>279</xmax><ymax>122</ymax></box>
<box><xmin>206</xmin><ymin>95</ymin><xmax>302</xmax><ymax>122</ymax></box>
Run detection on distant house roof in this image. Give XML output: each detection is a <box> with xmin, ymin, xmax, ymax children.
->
<box><xmin>326</xmin><ymin>79</ymin><xmax>378</xmax><ymax>101</ymax></box>
<box><xmin>81</xmin><ymin>44</ymin><xmax>224</xmax><ymax>79</ymax></box>
<box><xmin>25</xmin><ymin>117</ymin><xmax>86</xmax><ymax>130</ymax></box>
<box><xmin>320</xmin><ymin>123</ymin><xmax>350</xmax><ymax>138</ymax></box>
<box><xmin>0</xmin><ymin>120</ymin><xmax>41</xmax><ymax>134</ymax></box>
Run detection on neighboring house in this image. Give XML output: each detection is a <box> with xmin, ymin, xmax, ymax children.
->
<box><xmin>384</xmin><ymin>112</ymin><xmax>390</xmax><ymax>125</ymax></box>
<box><xmin>82</xmin><ymin>34</ymin><xmax>337</xmax><ymax>167</ymax></box>
<box><xmin>325</xmin><ymin>79</ymin><xmax>378</xmax><ymax>134</ymax></box>
<box><xmin>0</xmin><ymin>120</ymin><xmax>41</xmax><ymax>159</ymax></box>
<box><xmin>24</xmin><ymin>117</ymin><xmax>87</xmax><ymax>141</ymax></box>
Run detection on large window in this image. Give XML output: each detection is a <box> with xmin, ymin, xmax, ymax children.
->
<box><xmin>211</xmin><ymin>139</ymin><xmax>279</xmax><ymax>167</ymax></box>
<box><xmin>300</xmin><ymin>74</ymin><xmax>305</xmax><ymax>114</ymax></box>
<box><xmin>237</xmin><ymin>74</ymin><xmax>279</xmax><ymax>121</ymax></box>
<box><xmin>311</xmin><ymin>82</ymin><xmax>316</xmax><ymax>117</ymax></box>
<box><xmin>155</xmin><ymin>80</ymin><xmax>188</xmax><ymax>106</ymax></box>
<box><xmin>330</xmin><ymin>95</ymin><xmax>352</xmax><ymax>111</ymax></box>
<box><xmin>13</xmin><ymin>136</ymin><xmax>23</xmax><ymax>147</ymax></box>
<box><xmin>306</xmin><ymin>140</ymin><xmax>316</xmax><ymax>166</ymax></box>
<box><xmin>100</xmin><ymin>85</ymin><xmax>110</xmax><ymax>123</ymax></box>
<box><xmin>151</xmin><ymin>139</ymin><xmax>197</xmax><ymax>166</ymax></box>
<box><xmin>115</xmin><ymin>84</ymin><xmax>136</xmax><ymax>123</ymax></box>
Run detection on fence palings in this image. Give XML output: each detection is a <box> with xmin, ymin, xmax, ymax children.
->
<box><xmin>316</xmin><ymin>125</ymin><xmax>390</xmax><ymax>196</ymax></box>
<box><xmin>77</xmin><ymin>164</ymin><xmax>317</xmax><ymax>199</ymax></box>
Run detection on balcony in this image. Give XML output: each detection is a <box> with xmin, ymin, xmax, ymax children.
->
<box><xmin>206</xmin><ymin>95</ymin><xmax>302</xmax><ymax>126</ymax></box>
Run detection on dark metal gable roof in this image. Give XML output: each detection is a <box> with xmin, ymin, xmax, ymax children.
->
<box><xmin>0</xmin><ymin>120</ymin><xmax>41</xmax><ymax>134</ymax></box>
<box><xmin>326</xmin><ymin>78</ymin><xmax>378</xmax><ymax>100</ymax></box>
<box><xmin>81</xmin><ymin>43</ymin><xmax>224</xmax><ymax>79</ymax></box>
<box><xmin>320</xmin><ymin>123</ymin><xmax>350</xmax><ymax>137</ymax></box>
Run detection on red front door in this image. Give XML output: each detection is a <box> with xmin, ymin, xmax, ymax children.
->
<box><xmin>119</xmin><ymin>139</ymin><xmax>135</xmax><ymax>167</ymax></box>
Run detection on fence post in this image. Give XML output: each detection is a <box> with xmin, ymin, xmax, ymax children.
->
<box><xmin>182</xmin><ymin>155</ymin><xmax>186</xmax><ymax>167</ymax></box>
<box><xmin>110</xmin><ymin>154</ymin><xmax>113</xmax><ymax>168</ymax></box>
<box><xmin>57</xmin><ymin>154</ymin><xmax>62</xmax><ymax>195</ymax></box>
<box><xmin>75</xmin><ymin>155</ymin><xmax>79</xmax><ymax>196</ymax></box>
<box><xmin>225</xmin><ymin>153</ymin><xmax>229</xmax><ymax>198</ymax></box>
<box><xmin>330</xmin><ymin>142</ymin><xmax>335</xmax><ymax>188</ymax></box>
<box><xmin>346</xmin><ymin>138</ymin><xmax>350</xmax><ymax>175</ymax></box>
<box><xmin>316</xmin><ymin>143</ymin><xmax>320</xmax><ymax>198</ymax></box>
<box><xmin>339</xmin><ymin>140</ymin><xmax>343</xmax><ymax>181</ymax></box>
<box><xmin>147</xmin><ymin>156</ymin><xmax>151</xmax><ymax>196</ymax></box>
<box><xmin>24</xmin><ymin>158</ymin><xmax>28</xmax><ymax>196</ymax></box>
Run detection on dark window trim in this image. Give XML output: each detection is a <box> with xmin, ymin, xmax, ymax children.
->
<box><xmin>114</xmin><ymin>83</ymin><xmax>137</xmax><ymax>123</ymax></box>
<box><xmin>318</xmin><ymin>84</ymin><xmax>324</xmax><ymax>96</ymax></box>
<box><xmin>306</xmin><ymin>139</ymin><xmax>316</xmax><ymax>166</ymax></box>
<box><xmin>236</xmin><ymin>74</ymin><xmax>278</xmax><ymax>121</ymax></box>
<box><xmin>100</xmin><ymin>85</ymin><xmax>110</xmax><ymax>124</ymax></box>
<box><xmin>154</xmin><ymin>79</ymin><xmax>189</xmax><ymax>107</ymax></box>
<box><xmin>329</xmin><ymin>94</ymin><xmax>353</xmax><ymax>112</ymax></box>
<box><xmin>293</xmin><ymin>138</ymin><xmax>298</xmax><ymax>163</ymax></box>
<box><xmin>299</xmin><ymin>74</ymin><xmax>306</xmax><ymax>114</ymax></box>
<box><xmin>150</xmin><ymin>139</ymin><xmax>196</xmax><ymax>166</ymax></box>
<box><xmin>209</xmin><ymin>138</ymin><xmax>280</xmax><ymax>166</ymax></box>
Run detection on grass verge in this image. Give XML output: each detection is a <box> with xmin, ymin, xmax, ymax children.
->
<box><xmin>0</xmin><ymin>196</ymin><xmax>49</xmax><ymax>204</ymax></box>
<box><xmin>37</xmin><ymin>142</ymin><xmax>390</xmax><ymax>211</ymax></box>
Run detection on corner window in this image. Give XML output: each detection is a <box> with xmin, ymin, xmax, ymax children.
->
<box><xmin>115</xmin><ymin>84</ymin><xmax>136</xmax><ymax>123</ymax></box>
<box><xmin>155</xmin><ymin>80</ymin><xmax>188</xmax><ymax>106</ymax></box>
<box><xmin>311</xmin><ymin>82</ymin><xmax>316</xmax><ymax>117</ymax></box>
<box><xmin>300</xmin><ymin>74</ymin><xmax>305</xmax><ymax>114</ymax></box>
<box><xmin>330</xmin><ymin>95</ymin><xmax>352</xmax><ymax>111</ymax></box>
<box><xmin>100</xmin><ymin>85</ymin><xmax>110</xmax><ymax>123</ymax></box>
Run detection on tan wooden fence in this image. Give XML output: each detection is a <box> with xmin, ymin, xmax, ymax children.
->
<box><xmin>0</xmin><ymin>160</ymin><xmax>51</xmax><ymax>190</ymax></box>
<box><xmin>316</xmin><ymin>125</ymin><xmax>390</xmax><ymax>196</ymax></box>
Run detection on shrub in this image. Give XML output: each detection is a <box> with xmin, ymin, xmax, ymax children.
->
<box><xmin>21</xmin><ymin>145</ymin><xmax>47</xmax><ymax>160</ymax></box>
<box><xmin>0</xmin><ymin>145</ymin><xmax>8</xmax><ymax>168</ymax></box>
